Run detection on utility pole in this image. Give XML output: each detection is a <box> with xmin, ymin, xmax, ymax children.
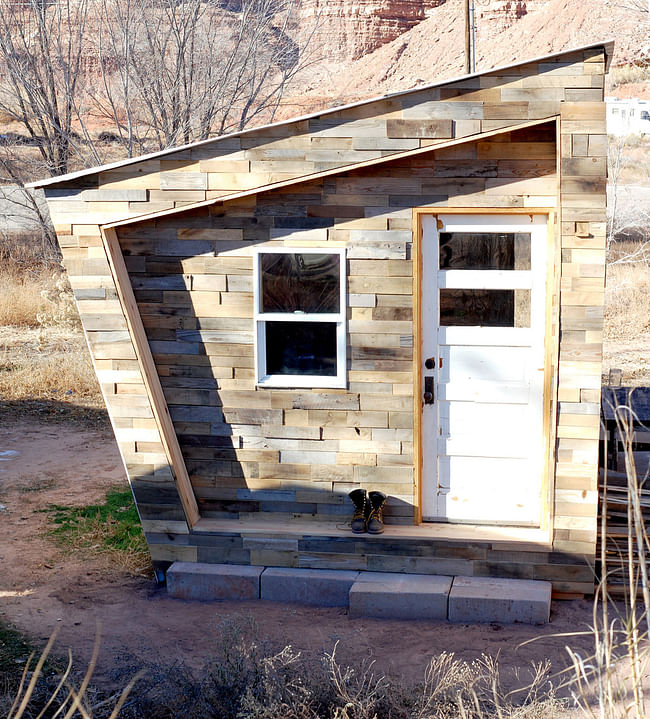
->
<box><xmin>470</xmin><ymin>0</ymin><xmax>476</xmax><ymax>73</ymax></box>
<box><xmin>464</xmin><ymin>0</ymin><xmax>470</xmax><ymax>74</ymax></box>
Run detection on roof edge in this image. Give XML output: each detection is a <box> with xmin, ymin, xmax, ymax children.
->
<box><xmin>104</xmin><ymin>116</ymin><xmax>558</xmax><ymax>230</ymax></box>
<box><xmin>28</xmin><ymin>40</ymin><xmax>613</xmax><ymax>190</ymax></box>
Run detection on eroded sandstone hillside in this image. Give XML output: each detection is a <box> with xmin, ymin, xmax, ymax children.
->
<box><xmin>289</xmin><ymin>0</ymin><xmax>648</xmax><ymax>113</ymax></box>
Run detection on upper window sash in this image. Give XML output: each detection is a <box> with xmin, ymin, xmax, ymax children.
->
<box><xmin>254</xmin><ymin>248</ymin><xmax>345</xmax><ymax>317</ymax></box>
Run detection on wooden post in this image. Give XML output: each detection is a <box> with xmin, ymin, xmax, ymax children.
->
<box><xmin>464</xmin><ymin>0</ymin><xmax>470</xmax><ymax>74</ymax></box>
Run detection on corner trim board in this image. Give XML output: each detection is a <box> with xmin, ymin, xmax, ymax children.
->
<box><xmin>100</xmin><ymin>226</ymin><xmax>200</xmax><ymax>528</ymax></box>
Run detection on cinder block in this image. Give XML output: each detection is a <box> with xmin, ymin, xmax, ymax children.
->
<box><xmin>261</xmin><ymin>567</ymin><xmax>359</xmax><ymax>606</ymax></box>
<box><xmin>166</xmin><ymin>561</ymin><xmax>262</xmax><ymax>601</ymax></box>
<box><xmin>349</xmin><ymin>572</ymin><xmax>452</xmax><ymax>619</ymax></box>
<box><xmin>448</xmin><ymin>576</ymin><xmax>552</xmax><ymax>625</ymax></box>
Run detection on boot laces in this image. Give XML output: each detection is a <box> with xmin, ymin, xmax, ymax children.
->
<box><xmin>352</xmin><ymin>498</ymin><xmax>366</xmax><ymax>521</ymax></box>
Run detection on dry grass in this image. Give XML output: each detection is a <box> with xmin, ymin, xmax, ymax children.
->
<box><xmin>2</xmin><ymin>618</ymin><xmax>568</xmax><ymax>719</ymax></box>
<box><xmin>0</xmin><ymin>268</ymin><xmax>104</xmax><ymax>420</ymax></box>
<box><xmin>0</xmin><ymin>266</ymin><xmax>82</xmax><ymax>327</ymax></box>
<box><xmin>609</xmin><ymin>63</ymin><xmax>650</xmax><ymax>88</ymax></box>
<box><xmin>0</xmin><ymin>270</ymin><xmax>52</xmax><ymax>327</ymax></box>
<box><xmin>0</xmin><ymin>326</ymin><xmax>100</xmax><ymax>402</ymax></box>
<box><xmin>602</xmin><ymin>239</ymin><xmax>650</xmax><ymax>385</ymax></box>
<box><xmin>604</xmin><ymin>261</ymin><xmax>650</xmax><ymax>342</ymax></box>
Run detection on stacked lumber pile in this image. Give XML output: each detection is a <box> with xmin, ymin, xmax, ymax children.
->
<box><xmin>598</xmin><ymin>387</ymin><xmax>650</xmax><ymax>597</ymax></box>
<box><xmin>598</xmin><ymin>470</ymin><xmax>650</xmax><ymax>596</ymax></box>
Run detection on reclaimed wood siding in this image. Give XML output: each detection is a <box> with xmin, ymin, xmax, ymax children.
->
<box><xmin>42</xmin><ymin>47</ymin><xmax>607</xmax><ymax>591</ymax></box>
<box><xmin>115</xmin><ymin>123</ymin><xmax>558</xmax><ymax>528</ymax></box>
<box><xmin>46</xmin><ymin>49</ymin><xmax>601</xmax><ymax>222</ymax></box>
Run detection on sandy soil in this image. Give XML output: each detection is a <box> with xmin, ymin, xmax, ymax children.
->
<box><xmin>0</xmin><ymin>415</ymin><xmax>643</xmax><ymax>707</ymax></box>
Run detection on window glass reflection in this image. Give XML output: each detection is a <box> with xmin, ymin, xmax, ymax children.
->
<box><xmin>261</xmin><ymin>253</ymin><xmax>340</xmax><ymax>313</ymax></box>
<box><xmin>439</xmin><ymin>232</ymin><xmax>531</xmax><ymax>270</ymax></box>
<box><xmin>265</xmin><ymin>321</ymin><xmax>337</xmax><ymax>376</ymax></box>
<box><xmin>440</xmin><ymin>289</ymin><xmax>531</xmax><ymax>327</ymax></box>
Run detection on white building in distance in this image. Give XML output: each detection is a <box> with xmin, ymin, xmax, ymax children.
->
<box><xmin>606</xmin><ymin>97</ymin><xmax>650</xmax><ymax>136</ymax></box>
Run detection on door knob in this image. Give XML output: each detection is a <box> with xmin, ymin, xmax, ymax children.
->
<box><xmin>425</xmin><ymin>357</ymin><xmax>436</xmax><ymax>370</ymax></box>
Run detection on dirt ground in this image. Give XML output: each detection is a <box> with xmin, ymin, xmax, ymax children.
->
<box><xmin>1</xmin><ymin>416</ymin><xmax>646</xmax><ymax>708</ymax></box>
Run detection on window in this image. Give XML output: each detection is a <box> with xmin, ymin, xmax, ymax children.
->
<box><xmin>253</xmin><ymin>248</ymin><xmax>346</xmax><ymax>388</ymax></box>
<box><xmin>438</xmin><ymin>230</ymin><xmax>532</xmax><ymax>328</ymax></box>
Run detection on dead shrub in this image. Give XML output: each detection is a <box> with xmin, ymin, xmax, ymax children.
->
<box><xmin>0</xmin><ymin>230</ymin><xmax>61</xmax><ymax>270</ymax></box>
<box><xmin>36</xmin><ymin>273</ymin><xmax>81</xmax><ymax>330</ymax></box>
<box><xmin>609</xmin><ymin>64</ymin><xmax>650</xmax><ymax>88</ymax></box>
<box><xmin>0</xmin><ymin>270</ymin><xmax>51</xmax><ymax>327</ymax></box>
<box><xmin>103</xmin><ymin>617</ymin><xmax>564</xmax><ymax>719</ymax></box>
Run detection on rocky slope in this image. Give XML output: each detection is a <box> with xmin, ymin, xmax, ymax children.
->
<box><xmin>287</xmin><ymin>0</ymin><xmax>648</xmax><ymax>114</ymax></box>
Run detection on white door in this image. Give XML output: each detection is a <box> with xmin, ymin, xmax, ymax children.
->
<box><xmin>421</xmin><ymin>213</ymin><xmax>548</xmax><ymax>525</ymax></box>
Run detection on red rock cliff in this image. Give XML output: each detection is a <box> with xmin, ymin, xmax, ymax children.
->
<box><xmin>299</xmin><ymin>0</ymin><xmax>446</xmax><ymax>61</ymax></box>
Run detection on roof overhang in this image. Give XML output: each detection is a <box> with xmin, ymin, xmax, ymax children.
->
<box><xmin>27</xmin><ymin>40</ymin><xmax>613</xmax><ymax>190</ymax></box>
<box><xmin>103</xmin><ymin>117</ymin><xmax>559</xmax><ymax>231</ymax></box>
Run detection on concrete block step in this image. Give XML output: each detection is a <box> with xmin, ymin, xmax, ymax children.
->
<box><xmin>448</xmin><ymin>576</ymin><xmax>551</xmax><ymax>625</ymax></box>
<box><xmin>261</xmin><ymin>567</ymin><xmax>359</xmax><ymax>606</ymax></box>
<box><xmin>349</xmin><ymin>572</ymin><xmax>452</xmax><ymax>619</ymax></box>
<box><xmin>167</xmin><ymin>561</ymin><xmax>263</xmax><ymax>600</ymax></box>
<box><xmin>165</xmin><ymin>562</ymin><xmax>552</xmax><ymax>624</ymax></box>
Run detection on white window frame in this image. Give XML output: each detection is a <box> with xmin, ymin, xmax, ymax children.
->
<box><xmin>253</xmin><ymin>247</ymin><xmax>347</xmax><ymax>388</ymax></box>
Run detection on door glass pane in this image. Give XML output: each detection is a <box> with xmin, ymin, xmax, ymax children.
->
<box><xmin>261</xmin><ymin>253</ymin><xmax>340</xmax><ymax>313</ymax></box>
<box><xmin>265</xmin><ymin>321</ymin><xmax>337</xmax><ymax>376</ymax></box>
<box><xmin>439</xmin><ymin>232</ymin><xmax>531</xmax><ymax>270</ymax></box>
<box><xmin>440</xmin><ymin>289</ymin><xmax>531</xmax><ymax>327</ymax></box>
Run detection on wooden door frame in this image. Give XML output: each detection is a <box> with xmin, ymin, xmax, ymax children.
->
<box><xmin>411</xmin><ymin>208</ymin><xmax>558</xmax><ymax>528</ymax></box>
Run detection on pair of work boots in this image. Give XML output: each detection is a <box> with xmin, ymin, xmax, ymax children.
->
<box><xmin>348</xmin><ymin>489</ymin><xmax>387</xmax><ymax>534</ymax></box>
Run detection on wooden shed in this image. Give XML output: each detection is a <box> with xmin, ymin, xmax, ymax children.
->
<box><xmin>30</xmin><ymin>42</ymin><xmax>611</xmax><ymax>597</ymax></box>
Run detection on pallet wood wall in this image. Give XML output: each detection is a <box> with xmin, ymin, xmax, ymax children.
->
<box><xmin>117</xmin><ymin>123</ymin><xmax>557</xmax><ymax>526</ymax></box>
<box><xmin>39</xmin><ymin>46</ymin><xmax>609</xmax><ymax>593</ymax></box>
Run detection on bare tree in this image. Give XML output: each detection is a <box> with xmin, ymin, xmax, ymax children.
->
<box><xmin>0</xmin><ymin>0</ymin><xmax>319</xmax><ymax>259</ymax></box>
<box><xmin>0</xmin><ymin>0</ymin><xmax>104</xmax><ymax>254</ymax></box>
<box><xmin>607</xmin><ymin>135</ymin><xmax>650</xmax><ymax>265</ymax></box>
<box><xmin>0</xmin><ymin>0</ymin><xmax>100</xmax><ymax>179</ymax></box>
<box><xmin>92</xmin><ymin>0</ymin><xmax>319</xmax><ymax>153</ymax></box>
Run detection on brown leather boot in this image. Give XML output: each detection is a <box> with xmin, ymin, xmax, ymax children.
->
<box><xmin>367</xmin><ymin>491</ymin><xmax>387</xmax><ymax>534</ymax></box>
<box><xmin>348</xmin><ymin>489</ymin><xmax>367</xmax><ymax>533</ymax></box>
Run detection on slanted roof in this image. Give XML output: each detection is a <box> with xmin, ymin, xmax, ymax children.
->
<box><xmin>27</xmin><ymin>40</ymin><xmax>613</xmax><ymax>190</ymax></box>
<box><xmin>104</xmin><ymin>117</ymin><xmax>558</xmax><ymax>230</ymax></box>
